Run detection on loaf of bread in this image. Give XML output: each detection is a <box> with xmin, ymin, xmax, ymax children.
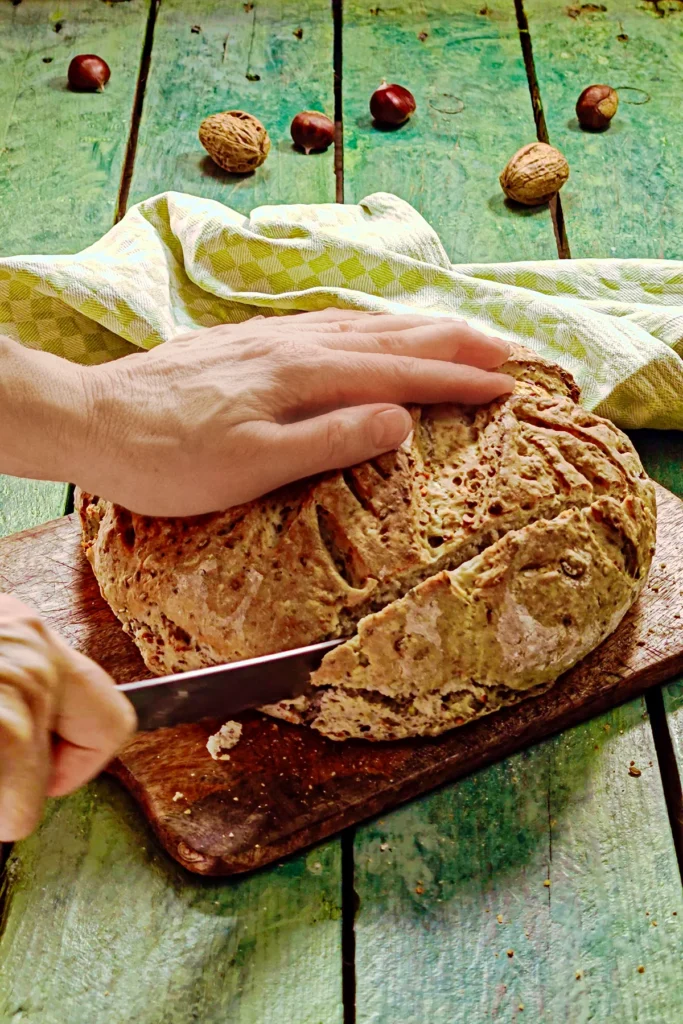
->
<box><xmin>77</xmin><ymin>347</ymin><xmax>656</xmax><ymax>741</ymax></box>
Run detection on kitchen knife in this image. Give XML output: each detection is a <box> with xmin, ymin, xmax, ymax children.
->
<box><xmin>119</xmin><ymin>638</ymin><xmax>344</xmax><ymax>731</ymax></box>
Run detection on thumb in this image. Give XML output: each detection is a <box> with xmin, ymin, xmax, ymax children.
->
<box><xmin>258</xmin><ymin>404</ymin><xmax>413</xmax><ymax>484</ymax></box>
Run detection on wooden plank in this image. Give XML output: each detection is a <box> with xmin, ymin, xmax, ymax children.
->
<box><xmin>0</xmin><ymin>476</ymin><xmax>69</xmax><ymax>539</ymax></box>
<box><xmin>341</xmin><ymin>0</ymin><xmax>558</xmax><ymax>262</ymax></box>
<box><xmin>522</xmin><ymin>0</ymin><xmax>683</xmax><ymax>259</ymax></box>
<box><xmin>345</xmin><ymin>3</ymin><xmax>683</xmax><ymax>1018</ymax></box>
<box><xmin>0</xmin><ymin>3</ymin><xmax>344</xmax><ymax>1022</ymax></box>
<box><xmin>0</xmin><ymin>778</ymin><xmax>342</xmax><ymax>1024</ymax></box>
<box><xmin>0</xmin><ymin>0</ymin><xmax>150</xmax><ymax>256</ymax></box>
<box><xmin>633</xmin><ymin>430</ymin><xmax>683</xmax><ymax>800</ymax></box>
<box><xmin>0</xmin><ymin>0</ymin><xmax>150</xmax><ymax>537</ymax></box>
<box><xmin>127</xmin><ymin>0</ymin><xmax>335</xmax><ymax>211</ymax></box>
<box><xmin>352</xmin><ymin>699</ymin><xmax>683</xmax><ymax>1024</ymax></box>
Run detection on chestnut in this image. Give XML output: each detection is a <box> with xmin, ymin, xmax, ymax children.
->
<box><xmin>576</xmin><ymin>85</ymin><xmax>618</xmax><ymax>131</ymax></box>
<box><xmin>68</xmin><ymin>54</ymin><xmax>111</xmax><ymax>92</ymax></box>
<box><xmin>290</xmin><ymin>111</ymin><xmax>335</xmax><ymax>154</ymax></box>
<box><xmin>370</xmin><ymin>81</ymin><xmax>416</xmax><ymax>127</ymax></box>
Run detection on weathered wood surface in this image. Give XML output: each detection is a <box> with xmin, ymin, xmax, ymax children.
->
<box><xmin>342</xmin><ymin>0</ymin><xmax>558</xmax><ymax>262</ymax></box>
<box><xmin>1</xmin><ymin>480</ymin><xmax>683</xmax><ymax>877</ymax></box>
<box><xmin>0</xmin><ymin>778</ymin><xmax>342</xmax><ymax>1024</ymax></box>
<box><xmin>0</xmin><ymin>0</ymin><xmax>150</xmax><ymax>256</ymax></box>
<box><xmin>353</xmin><ymin>697</ymin><xmax>683</xmax><ymax>1024</ymax></box>
<box><xmin>0</xmin><ymin>1</ymin><xmax>682</xmax><ymax>1022</ymax></box>
<box><xmin>0</xmin><ymin>0</ymin><xmax>150</xmax><ymax>539</ymax></box>
<box><xmin>344</xmin><ymin>2</ymin><xmax>683</xmax><ymax>1019</ymax></box>
<box><xmin>127</xmin><ymin>0</ymin><xmax>335</xmax><ymax>212</ymax></box>
<box><xmin>523</xmin><ymin>0</ymin><xmax>683</xmax><ymax>259</ymax></box>
<box><xmin>0</xmin><ymin>3</ymin><xmax>345</xmax><ymax>1022</ymax></box>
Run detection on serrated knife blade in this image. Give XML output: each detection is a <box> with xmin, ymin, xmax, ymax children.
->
<box><xmin>119</xmin><ymin>638</ymin><xmax>344</xmax><ymax>731</ymax></box>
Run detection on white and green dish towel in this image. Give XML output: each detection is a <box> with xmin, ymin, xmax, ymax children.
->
<box><xmin>1</xmin><ymin>190</ymin><xmax>681</xmax><ymax>429</ymax></box>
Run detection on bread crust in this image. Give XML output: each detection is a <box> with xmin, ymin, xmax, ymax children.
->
<box><xmin>77</xmin><ymin>346</ymin><xmax>656</xmax><ymax>741</ymax></box>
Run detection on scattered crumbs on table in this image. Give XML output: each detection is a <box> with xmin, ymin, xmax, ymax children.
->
<box><xmin>594</xmin><ymin>745</ymin><xmax>599</xmax><ymax>751</ymax></box>
<box><xmin>629</xmin><ymin>766</ymin><xmax>642</xmax><ymax>777</ymax></box>
<box><xmin>518</xmin><ymin>1005</ymin><xmax>524</xmax><ymax>1012</ymax></box>
<box><xmin>637</xmin><ymin>965</ymin><xmax>645</xmax><ymax>974</ymax></box>
<box><xmin>104</xmin><ymin>991</ymin><xmax>110</xmax><ymax>997</ymax></box>
<box><xmin>575</xmin><ymin>970</ymin><xmax>583</xmax><ymax>980</ymax></box>
<box><xmin>603</xmin><ymin>723</ymin><xmax>611</xmax><ymax>732</ymax></box>
<box><xmin>380</xmin><ymin>843</ymin><xmax>389</xmax><ymax>852</ymax></box>
<box><xmin>630</xmin><ymin>760</ymin><xmax>635</xmax><ymax>766</ymax></box>
<box><xmin>674</xmin><ymin>612</ymin><xmax>680</xmax><ymax>619</ymax></box>
<box><xmin>506</xmin><ymin>949</ymin><xmax>514</xmax><ymax>958</ymax></box>
<box><xmin>184</xmin><ymin>808</ymin><xmax>192</xmax><ymax>815</ymax></box>
<box><xmin>255</xmin><ymin>844</ymin><xmax>261</xmax><ymax>849</ymax></box>
<box><xmin>229</xmin><ymin>831</ymin><xmax>234</xmax><ymax>837</ymax></box>
<box><xmin>191</xmin><ymin>24</ymin><xmax>201</xmax><ymax>33</ymax></box>
<box><xmin>660</xmin><ymin>562</ymin><xmax>667</xmax><ymax>569</ymax></box>
<box><xmin>233</xmin><ymin>796</ymin><xmax>239</xmax><ymax>802</ymax></box>
<box><xmin>525</xmin><ymin>931</ymin><xmax>530</xmax><ymax>939</ymax></box>
<box><xmin>191</xmin><ymin>772</ymin><xmax>195</xmax><ymax>776</ymax></box>
<box><xmin>646</xmin><ymin>911</ymin><xmax>650</xmax><ymax>916</ymax></box>
<box><xmin>485</xmin><ymin>908</ymin><xmax>490</xmax><ymax>913</ymax></box>
<box><xmin>293</xmin><ymin>27</ymin><xmax>303</xmax><ymax>38</ymax></box>
<box><xmin>330</xmin><ymin>771</ymin><xmax>337</xmax><ymax>777</ymax></box>
<box><xmin>673</xmin><ymin>911</ymin><xmax>678</xmax><ymax>916</ymax></box>
<box><xmin>652</xmin><ymin>920</ymin><xmax>657</xmax><ymax>926</ymax></box>
<box><xmin>418</xmin><ymin>30</ymin><xmax>428</xmax><ymax>41</ymax></box>
<box><xmin>494</xmin><ymin>953</ymin><xmax>499</xmax><ymax>958</ymax></box>
<box><xmin>308</xmin><ymin>785</ymin><xmax>313</xmax><ymax>790</ymax></box>
<box><xmin>497</xmin><ymin>914</ymin><xmax>504</xmax><ymax>924</ymax></box>
<box><xmin>543</xmin><ymin>879</ymin><xmax>551</xmax><ymax>887</ymax></box>
<box><xmin>172</xmin><ymin>791</ymin><xmax>184</xmax><ymax>802</ymax></box>
<box><xmin>415</xmin><ymin>886</ymin><xmax>424</xmax><ymax>895</ymax></box>
<box><xmin>649</xmin><ymin>761</ymin><xmax>653</xmax><ymax>767</ymax></box>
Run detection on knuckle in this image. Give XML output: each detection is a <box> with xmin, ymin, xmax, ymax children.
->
<box><xmin>321</xmin><ymin>417</ymin><xmax>352</xmax><ymax>463</ymax></box>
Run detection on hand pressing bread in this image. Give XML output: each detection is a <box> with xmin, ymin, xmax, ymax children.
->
<box><xmin>74</xmin><ymin>309</ymin><xmax>513</xmax><ymax>516</ymax></box>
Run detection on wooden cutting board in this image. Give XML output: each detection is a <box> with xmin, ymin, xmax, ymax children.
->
<box><xmin>1</xmin><ymin>483</ymin><xmax>682</xmax><ymax>876</ymax></box>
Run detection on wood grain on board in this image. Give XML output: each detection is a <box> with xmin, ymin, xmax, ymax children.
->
<box><xmin>0</xmin><ymin>483</ymin><xmax>681</xmax><ymax>879</ymax></box>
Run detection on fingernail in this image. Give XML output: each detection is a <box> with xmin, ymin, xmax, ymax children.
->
<box><xmin>371</xmin><ymin>409</ymin><xmax>411</xmax><ymax>448</ymax></box>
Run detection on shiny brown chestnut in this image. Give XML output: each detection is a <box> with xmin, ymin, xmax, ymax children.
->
<box><xmin>68</xmin><ymin>54</ymin><xmax>111</xmax><ymax>92</ymax></box>
<box><xmin>370</xmin><ymin>81</ymin><xmax>416</xmax><ymax>126</ymax></box>
<box><xmin>576</xmin><ymin>85</ymin><xmax>618</xmax><ymax>130</ymax></box>
<box><xmin>290</xmin><ymin>111</ymin><xmax>335</xmax><ymax>154</ymax></box>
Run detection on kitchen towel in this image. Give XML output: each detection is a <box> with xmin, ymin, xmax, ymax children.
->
<box><xmin>1</xmin><ymin>190</ymin><xmax>681</xmax><ymax>428</ymax></box>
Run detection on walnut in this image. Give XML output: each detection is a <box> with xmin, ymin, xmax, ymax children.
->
<box><xmin>499</xmin><ymin>142</ymin><xmax>569</xmax><ymax>206</ymax></box>
<box><xmin>199</xmin><ymin>110</ymin><xmax>270</xmax><ymax>174</ymax></box>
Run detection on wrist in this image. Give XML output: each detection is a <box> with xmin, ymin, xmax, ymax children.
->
<box><xmin>0</xmin><ymin>336</ymin><xmax>91</xmax><ymax>483</ymax></box>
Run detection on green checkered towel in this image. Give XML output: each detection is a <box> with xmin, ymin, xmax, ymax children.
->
<box><xmin>1</xmin><ymin>190</ymin><xmax>682</xmax><ymax>429</ymax></box>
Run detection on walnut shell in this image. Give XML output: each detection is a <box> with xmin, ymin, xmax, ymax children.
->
<box><xmin>499</xmin><ymin>142</ymin><xmax>569</xmax><ymax>206</ymax></box>
<box><xmin>199</xmin><ymin>110</ymin><xmax>270</xmax><ymax>174</ymax></box>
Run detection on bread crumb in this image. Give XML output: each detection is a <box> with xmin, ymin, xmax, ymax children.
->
<box><xmin>543</xmin><ymin>879</ymin><xmax>551</xmax><ymax>887</ymax></box>
<box><xmin>496</xmin><ymin>914</ymin><xmax>504</xmax><ymax>924</ymax></box>
<box><xmin>506</xmin><ymin>949</ymin><xmax>514</xmax><ymax>958</ymax></box>
<box><xmin>637</xmin><ymin>965</ymin><xmax>645</xmax><ymax>974</ymax></box>
<box><xmin>184</xmin><ymin>808</ymin><xmax>192</xmax><ymax>815</ymax></box>
<box><xmin>172</xmin><ymin>791</ymin><xmax>184</xmax><ymax>802</ymax></box>
<box><xmin>575</xmin><ymin>970</ymin><xmax>583</xmax><ymax>980</ymax></box>
<box><xmin>207</xmin><ymin>721</ymin><xmax>243</xmax><ymax>760</ymax></box>
<box><xmin>629</xmin><ymin>766</ymin><xmax>642</xmax><ymax>778</ymax></box>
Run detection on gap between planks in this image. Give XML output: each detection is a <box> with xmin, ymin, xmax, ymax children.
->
<box><xmin>646</xmin><ymin>687</ymin><xmax>683</xmax><ymax>882</ymax></box>
<box><xmin>115</xmin><ymin>0</ymin><xmax>162</xmax><ymax>222</ymax></box>
<box><xmin>513</xmin><ymin>0</ymin><xmax>571</xmax><ymax>259</ymax></box>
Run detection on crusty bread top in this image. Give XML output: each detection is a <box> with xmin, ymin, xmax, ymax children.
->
<box><xmin>77</xmin><ymin>344</ymin><xmax>655</xmax><ymax>741</ymax></box>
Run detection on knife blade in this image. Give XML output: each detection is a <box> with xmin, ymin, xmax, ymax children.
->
<box><xmin>119</xmin><ymin>638</ymin><xmax>344</xmax><ymax>731</ymax></box>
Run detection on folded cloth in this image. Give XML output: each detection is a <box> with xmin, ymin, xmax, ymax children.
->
<box><xmin>1</xmin><ymin>190</ymin><xmax>681</xmax><ymax>429</ymax></box>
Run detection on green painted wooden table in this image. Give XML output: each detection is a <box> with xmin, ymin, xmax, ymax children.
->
<box><xmin>0</xmin><ymin>2</ymin><xmax>682</xmax><ymax>1022</ymax></box>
